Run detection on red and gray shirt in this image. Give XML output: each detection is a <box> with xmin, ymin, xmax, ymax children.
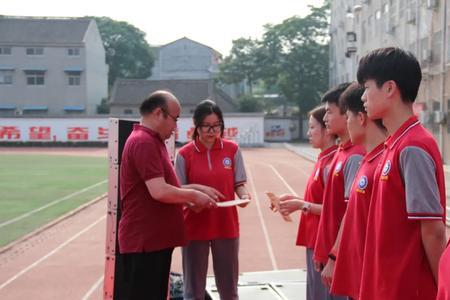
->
<box><xmin>175</xmin><ymin>138</ymin><xmax>247</xmax><ymax>241</ymax></box>
<box><xmin>296</xmin><ymin>145</ymin><xmax>338</xmax><ymax>249</ymax></box>
<box><xmin>359</xmin><ymin>116</ymin><xmax>446</xmax><ymax>300</ymax></box>
<box><xmin>313</xmin><ymin>140</ymin><xmax>365</xmax><ymax>263</ymax></box>
<box><xmin>119</xmin><ymin>124</ymin><xmax>186</xmax><ymax>253</ymax></box>
<box><xmin>331</xmin><ymin>142</ymin><xmax>384</xmax><ymax>299</ymax></box>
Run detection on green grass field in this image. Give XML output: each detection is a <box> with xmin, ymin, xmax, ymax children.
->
<box><xmin>0</xmin><ymin>154</ymin><xmax>107</xmax><ymax>247</ymax></box>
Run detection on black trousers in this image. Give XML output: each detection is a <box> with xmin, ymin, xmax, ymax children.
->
<box><xmin>121</xmin><ymin>248</ymin><xmax>174</xmax><ymax>300</ymax></box>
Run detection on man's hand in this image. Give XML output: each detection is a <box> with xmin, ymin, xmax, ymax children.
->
<box><xmin>279</xmin><ymin>200</ymin><xmax>304</xmax><ymax>216</ymax></box>
<box><xmin>187</xmin><ymin>184</ymin><xmax>225</xmax><ymax>201</ymax></box>
<box><xmin>321</xmin><ymin>259</ymin><xmax>335</xmax><ymax>288</ymax></box>
<box><xmin>191</xmin><ymin>190</ymin><xmax>217</xmax><ymax>211</ymax></box>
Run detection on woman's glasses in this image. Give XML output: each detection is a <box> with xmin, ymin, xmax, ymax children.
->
<box><xmin>199</xmin><ymin>123</ymin><xmax>222</xmax><ymax>133</ymax></box>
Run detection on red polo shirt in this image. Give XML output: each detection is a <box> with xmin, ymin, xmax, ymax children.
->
<box><xmin>359</xmin><ymin>116</ymin><xmax>446</xmax><ymax>300</ymax></box>
<box><xmin>296</xmin><ymin>145</ymin><xmax>338</xmax><ymax>249</ymax></box>
<box><xmin>118</xmin><ymin>124</ymin><xmax>186</xmax><ymax>253</ymax></box>
<box><xmin>175</xmin><ymin>138</ymin><xmax>247</xmax><ymax>240</ymax></box>
<box><xmin>331</xmin><ymin>143</ymin><xmax>384</xmax><ymax>299</ymax></box>
<box><xmin>314</xmin><ymin>140</ymin><xmax>365</xmax><ymax>263</ymax></box>
<box><xmin>437</xmin><ymin>240</ymin><xmax>450</xmax><ymax>300</ymax></box>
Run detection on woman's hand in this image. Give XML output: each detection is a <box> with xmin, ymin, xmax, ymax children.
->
<box><xmin>279</xmin><ymin>199</ymin><xmax>304</xmax><ymax>216</ymax></box>
<box><xmin>238</xmin><ymin>193</ymin><xmax>251</xmax><ymax>208</ymax></box>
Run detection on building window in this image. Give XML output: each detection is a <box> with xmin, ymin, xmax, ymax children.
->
<box><xmin>25</xmin><ymin>70</ymin><xmax>45</xmax><ymax>85</ymax></box>
<box><xmin>26</xmin><ymin>47</ymin><xmax>44</xmax><ymax>55</ymax></box>
<box><xmin>67</xmin><ymin>48</ymin><xmax>80</xmax><ymax>56</ymax></box>
<box><xmin>68</xmin><ymin>74</ymin><xmax>81</xmax><ymax>86</ymax></box>
<box><xmin>0</xmin><ymin>47</ymin><xmax>11</xmax><ymax>55</ymax></box>
<box><xmin>65</xmin><ymin>71</ymin><xmax>81</xmax><ymax>86</ymax></box>
<box><xmin>124</xmin><ymin>109</ymin><xmax>133</xmax><ymax>114</ymax></box>
<box><xmin>0</xmin><ymin>70</ymin><xmax>13</xmax><ymax>84</ymax></box>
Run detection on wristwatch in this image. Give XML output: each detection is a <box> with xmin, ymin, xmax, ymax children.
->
<box><xmin>302</xmin><ymin>202</ymin><xmax>311</xmax><ymax>213</ymax></box>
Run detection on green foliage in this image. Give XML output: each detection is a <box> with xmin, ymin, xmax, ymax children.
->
<box><xmin>93</xmin><ymin>17</ymin><xmax>154</xmax><ymax>87</ymax></box>
<box><xmin>218</xmin><ymin>38</ymin><xmax>262</xmax><ymax>94</ymax></box>
<box><xmin>218</xmin><ymin>1</ymin><xmax>330</xmax><ymax>115</ymax></box>
<box><xmin>238</xmin><ymin>94</ymin><xmax>263</xmax><ymax>112</ymax></box>
<box><xmin>97</xmin><ymin>97</ymin><xmax>110</xmax><ymax>114</ymax></box>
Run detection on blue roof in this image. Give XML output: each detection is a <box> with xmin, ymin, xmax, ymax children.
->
<box><xmin>23</xmin><ymin>67</ymin><xmax>47</xmax><ymax>71</ymax></box>
<box><xmin>0</xmin><ymin>104</ymin><xmax>16</xmax><ymax>110</ymax></box>
<box><xmin>0</xmin><ymin>65</ymin><xmax>14</xmax><ymax>70</ymax></box>
<box><xmin>23</xmin><ymin>105</ymin><xmax>48</xmax><ymax>110</ymax></box>
<box><xmin>64</xmin><ymin>105</ymin><xmax>85</xmax><ymax>111</ymax></box>
<box><xmin>64</xmin><ymin>67</ymin><xmax>83</xmax><ymax>72</ymax></box>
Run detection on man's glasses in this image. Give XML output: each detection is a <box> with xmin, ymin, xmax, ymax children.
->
<box><xmin>199</xmin><ymin>123</ymin><xmax>222</xmax><ymax>133</ymax></box>
<box><xmin>162</xmin><ymin>108</ymin><xmax>179</xmax><ymax>122</ymax></box>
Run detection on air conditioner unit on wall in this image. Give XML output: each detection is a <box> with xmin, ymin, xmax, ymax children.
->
<box><xmin>434</xmin><ymin>111</ymin><xmax>446</xmax><ymax>124</ymax></box>
<box><xmin>384</xmin><ymin>18</ymin><xmax>394</xmax><ymax>34</ymax></box>
<box><xmin>406</xmin><ymin>8</ymin><xmax>416</xmax><ymax>24</ymax></box>
<box><xmin>419</xmin><ymin>111</ymin><xmax>431</xmax><ymax>124</ymax></box>
<box><xmin>422</xmin><ymin>49</ymin><xmax>432</xmax><ymax>63</ymax></box>
<box><xmin>426</xmin><ymin>0</ymin><xmax>437</xmax><ymax>9</ymax></box>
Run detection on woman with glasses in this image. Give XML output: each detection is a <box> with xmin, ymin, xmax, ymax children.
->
<box><xmin>175</xmin><ymin>99</ymin><xmax>250</xmax><ymax>300</ymax></box>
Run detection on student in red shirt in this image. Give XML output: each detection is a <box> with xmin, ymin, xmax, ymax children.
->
<box><xmin>327</xmin><ymin>83</ymin><xmax>387</xmax><ymax>299</ymax></box>
<box><xmin>437</xmin><ymin>240</ymin><xmax>450</xmax><ymax>300</ymax></box>
<box><xmin>119</xmin><ymin>91</ymin><xmax>218</xmax><ymax>300</ymax></box>
<box><xmin>278</xmin><ymin>105</ymin><xmax>338</xmax><ymax>300</ymax></box>
<box><xmin>314</xmin><ymin>83</ymin><xmax>365</xmax><ymax>299</ymax></box>
<box><xmin>175</xmin><ymin>100</ymin><xmax>250</xmax><ymax>300</ymax></box>
<box><xmin>357</xmin><ymin>47</ymin><xmax>447</xmax><ymax>300</ymax></box>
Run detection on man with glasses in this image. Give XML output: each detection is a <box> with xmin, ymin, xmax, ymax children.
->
<box><xmin>119</xmin><ymin>90</ymin><xmax>221</xmax><ymax>300</ymax></box>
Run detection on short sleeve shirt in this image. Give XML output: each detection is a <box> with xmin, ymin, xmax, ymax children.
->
<box><xmin>359</xmin><ymin>116</ymin><xmax>446</xmax><ymax>300</ymax></box>
<box><xmin>175</xmin><ymin>138</ymin><xmax>247</xmax><ymax>240</ymax></box>
<box><xmin>296</xmin><ymin>145</ymin><xmax>338</xmax><ymax>249</ymax></box>
<box><xmin>118</xmin><ymin>124</ymin><xmax>186</xmax><ymax>253</ymax></box>
<box><xmin>331</xmin><ymin>143</ymin><xmax>384</xmax><ymax>299</ymax></box>
<box><xmin>313</xmin><ymin>141</ymin><xmax>365</xmax><ymax>263</ymax></box>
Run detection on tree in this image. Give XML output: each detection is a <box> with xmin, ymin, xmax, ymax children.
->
<box><xmin>238</xmin><ymin>94</ymin><xmax>263</xmax><ymax>112</ymax></box>
<box><xmin>259</xmin><ymin>1</ymin><xmax>330</xmax><ymax>114</ymax></box>
<box><xmin>218</xmin><ymin>38</ymin><xmax>261</xmax><ymax>95</ymax></box>
<box><xmin>93</xmin><ymin>17</ymin><xmax>154</xmax><ymax>87</ymax></box>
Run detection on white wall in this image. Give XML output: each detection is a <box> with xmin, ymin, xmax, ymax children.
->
<box><xmin>0</xmin><ymin>114</ymin><xmax>265</xmax><ymax>145</ymax></box>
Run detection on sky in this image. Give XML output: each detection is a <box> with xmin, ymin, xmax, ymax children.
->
<box><xmin>2</xmin><ymin>0</ymin><xmax>322</xmax><ymax>55</ymax></box>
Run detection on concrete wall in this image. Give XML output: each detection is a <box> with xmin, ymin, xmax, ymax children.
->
<box><xmin>150</xmin><ymin>38</ymin><xmax>220</xmax><ymax>80</ymax></box>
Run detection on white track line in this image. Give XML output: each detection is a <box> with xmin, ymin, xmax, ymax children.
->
<box><xmin>81</xmin><ymin>275</ymin><xmax>104</xmax><ymax>300</ymax></box>
<box><xmin>246</xmin><ymin>164</ymin><xmax>278</xmax><ymax>270</ymax></box>
<box><xmin>0</xmin><ymin>215</ymin><xmax>106</xmax><ymax>290</ymax></box>
<box><xmin>267</xmin><ymin>164</ymin><xmax>299</xmax><ymax>196</ymax></box>
<box><xmin>0</xmin><ymin>180</ymin><xmax>107</xmax><ymax>229</ymax></box>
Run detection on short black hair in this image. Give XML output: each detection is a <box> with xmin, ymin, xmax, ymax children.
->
<box><xmin>139</xmin><ymin>90</ymin><xmax>173</xmax><ymax>116</ymax></box>
<box><xmin>357</xmin><ymin>47</ymin><xmax>422</xmax><ymax>103</ymax></box>
<box><xmin>340</xmin><ymin>82</ymin><xmax>385</xmax><ymax>130</ymax></box>
<box><xmin>308</xmin><ymin>105</ymin><xmax>327</xmax><ymax>128</ymax></box>
<box><xmin>192</xmin><ymin>99</ymin><xmax>225</xmax><ymax>140</ymax></box>
<box><xmin>321</xmin><ymin>82</ymin><xmax>352</xmax><ymax>113</ymax></box>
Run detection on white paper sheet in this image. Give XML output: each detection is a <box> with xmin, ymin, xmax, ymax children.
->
<box><xmin>217</xmin><ymin>199</ymin><xmax>251</xmax><ymax>207</ymax></box>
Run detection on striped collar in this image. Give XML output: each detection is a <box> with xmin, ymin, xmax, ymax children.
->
<box><xmin>193</xmin><ymin>137</ymin><xmax>224</xmax><ymax>152</ymax></box>
<box><xmin>385</xmin><ymin>116</ymin><xmax>420</xmax><ymax>150</ymax></box>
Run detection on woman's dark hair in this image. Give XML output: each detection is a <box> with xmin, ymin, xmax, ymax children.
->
<box><xmin>340</xmin><ymin>82</ymin><xmax>386</xmax><ymax>130</ymax></box>
<box><xmin>357</xmin><ymin>47</ymin><xmax>421</xmax><ymax>103</ymax></box>
<box><xmin>192</xmin><ymin>99</ymin><xmax>225</xmax><ymax>140</ymax></box>
<box><xmin>308</xmin><ymin>105</ymin><xmax>327</xmax><ymax>128</ymax></box>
